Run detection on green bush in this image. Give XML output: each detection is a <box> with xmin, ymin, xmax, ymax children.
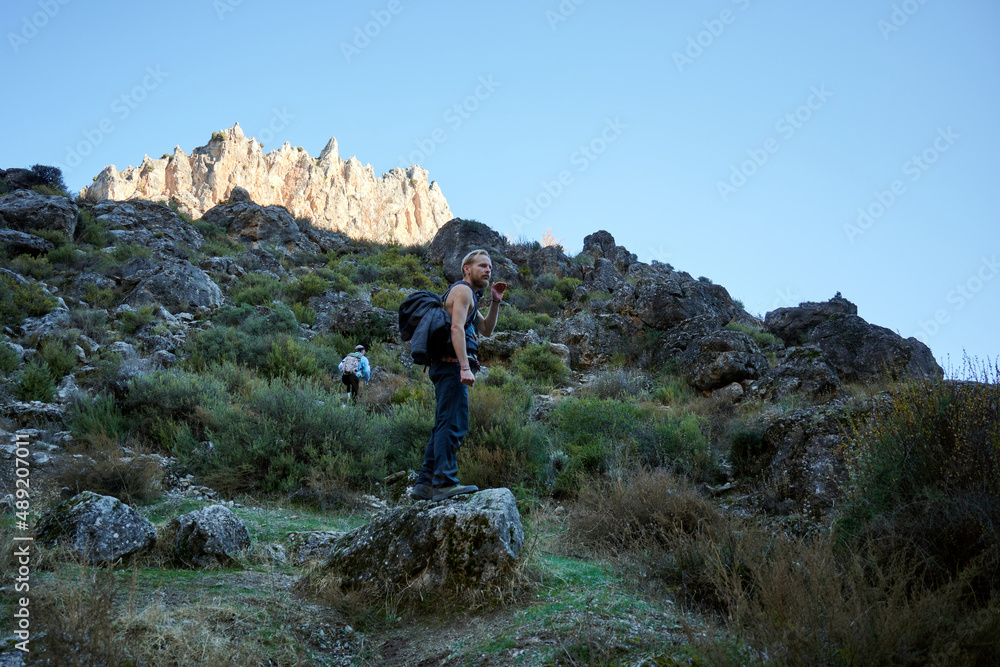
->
<box><xmin>83</xmin><ymin>283</ymin><xmax>117</xmax><ymax>310</ymax></box>
<box><xmin>0</xmin><ymin>273</ymin><xmax>57</xmax><ymax>326</ymax></box>
<box><xmin>101</xmin><ymin>243</ymin><xmax>152</xmax><ymax>268</ymax></box>
<box><xmin>285</xmin><ymin>273</ymin><xmax>329</xmax><ymax>304</ymax></box>
<box><xmin>121</xmin><ymin>369</ymin><xmax>229</xmax><ymax>447</ymax></box>
<box><xmin>494</xmin><ymin>305</ymin><xmax>536</xmax><ymax>332</ymax></box>
<box><xmin>118</xmin><ymin>305</ymin><xmax>156</xmax><ymax>335</ymax></box>
<box><xmin>76</xmin><ymin>211</ymin><xmax>114</xmax><ymax>248</ymax></box>
<box><xmin>7</xmin><ymin>254</ymin><xmax>53</xmax><ymax>280</ymax></box>
<box><xmin>370</xmin><ymin>289</ymin><xmax>407</xmax><ymax>311</ymax></box>
<box><xmin>192</xmin><ymin>219</ymin><xmax>243</xmax><ymax>257</ymax></box>
<box><xmin>724</xmin><ymin>321</ymin><xmax>783</xmax><ymax>349</ymax></box>
<box><xmin>204</xmin><ymin>377</ymin><xmax>379</xmax><ymax>494</ymax></box>
<box><xmin>290</xmin><ymin>302</ymin><xmax>316</xmax><ymax>326</ymax></box>
<box><xmin>38</xmin><ymin>335</ymin><xmax>78</xmax><ymax>379</ymax></box>
<box><xmin>635</xmin><ymin>413</ymin><xmax>715</xmax><ymax>481</ymax></box>
<box><xmin>511</xmin><ymin>342</ymin><xmax>569</xmax><ymax>386</ymax></box>
<box><xmin>0</xmin><ymin>344</ymin><xmax>20</xmax><ymax>374</ymax></box>
<box><xmin>230</xmin><ymin>272</ymin><xmax>282</xmax><ymax>306</ymax></box>
<box><xmin>16</xmin><ymin>360</ymin><xmax>55</xmax><ymax>402</ymax></box>
<box><xmin>68</xmin><ymin>393</ymin><xmax>130</xmax><ymax>444</ymax></box>
<box><xmin>727</xmin><ymin>422</ymin><xmax>769</xmax><ymax>478</ymax></box>
<box><xmin>264</xmin><ymin>336</ymin><xmax>321</xmax><ymax>380</ymax></box>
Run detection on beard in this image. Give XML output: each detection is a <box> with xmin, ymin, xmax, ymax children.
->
<box><xmin>469</xmin><ymin>274</ymin><xmax>489</xmax><ymax>290</ymax></box>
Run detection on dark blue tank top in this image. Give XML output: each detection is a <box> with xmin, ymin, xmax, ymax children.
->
<box><xmin>442</xmin><ymin>280</ymin><xmax>482</xmax><ymax>356</ymax></box>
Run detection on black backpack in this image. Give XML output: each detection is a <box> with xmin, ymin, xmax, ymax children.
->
<box><xmin>398</xmin><ymin>291</ymin><xmax>451</xmax><ymax>365</ymax></box>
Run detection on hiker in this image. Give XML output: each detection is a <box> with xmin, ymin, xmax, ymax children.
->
<box><xmin>411</xmin><ymin>250</ymin><xmax>507</xmax><ymax>502</ymax></box>
<box><xmin>338</xmin><ymin>344</ymin><xmax>371</xmax><ymax>403</ymax></box>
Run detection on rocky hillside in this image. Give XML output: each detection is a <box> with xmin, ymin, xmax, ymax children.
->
<box><xmin>80</xmin><ymin>124</ymin><xmax>452</xmax><ymax>245</ymax></box>
<box><xmin>5</xmin><ymin>178</ymin><xmax>993</xmax><ymax>666</ymax></box>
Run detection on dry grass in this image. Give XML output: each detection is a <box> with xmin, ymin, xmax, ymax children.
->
<box><xmin>562</xmin><ymin>466</ymin><xmax>1000</xmax><ymax>666</ymax></box>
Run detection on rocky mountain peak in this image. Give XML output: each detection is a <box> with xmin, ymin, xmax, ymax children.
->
<box><xmin>80</xmin><ymin>124</ymin><xmax>452</xmax><ymax>245</ymax></box>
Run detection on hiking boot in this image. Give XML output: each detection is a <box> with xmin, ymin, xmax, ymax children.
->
<box><xmin>409</xmin><ymin>483</ymin><xmax>433</xmax><ymax>501</ymax></box>
<box><xmin>432</xmin><ymin>483</ymin><xmax>479</xmax><ymax>501</ymax></box>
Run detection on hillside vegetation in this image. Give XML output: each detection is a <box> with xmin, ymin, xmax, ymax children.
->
<box><xmin>1</xmin><ymin>172</ymin><xmax>998</xmax><ymax>665</ymax></box>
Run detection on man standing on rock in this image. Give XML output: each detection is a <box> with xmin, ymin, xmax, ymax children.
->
<box><xmin>411</xmin><ymin>250</ymin><xmax>506</xmax><ymax>502</ymax></box>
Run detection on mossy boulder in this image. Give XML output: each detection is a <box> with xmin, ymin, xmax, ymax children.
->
<box><xmin>34</xmin><ymin>491</ymin><xmax>156</xmax><ymax>564</ymax></box>
<box><xmin>302</xmin><ymin>488</ymin><xmax>524</xmax><ymax>595</ymax></box>
<box><xmin>168</xmin><ymin>504</ymin><xmax>251</xmax><ymax>568</ymax></box>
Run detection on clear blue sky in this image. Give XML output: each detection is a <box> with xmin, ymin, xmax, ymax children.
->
<box><xmin>3</xmin><ymin>0</ymin><xmax>997</xmax><ymax>373</ymax></box>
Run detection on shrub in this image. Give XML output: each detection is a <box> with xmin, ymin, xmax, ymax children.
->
<box><xmin>838</xmin><ymin>366</ymin><xmax>1000</xmax><ymax>601</ymax></box>
<box><xmin>1</xmin><ymin>343</ymin><xmax>21</xmax><ymax>374</ymax></box>
<box><xmin>511</xmin><ymin>343</ymin><xmax>569</xmax><ymax>386</ymax></box>
<box><xmin>54</xmin><ymin>433</ymin><xmax>163</xmax><ymax>504</ymax></box>
<box><xmin>370</xmin><ymin>289</ymin><xmax>407</xmax><ymax>311</ymax></box>
<box><xmin>121</xmin><ymin>369</ymin><xmax>229</xmax><ymax>447</ymax></box>
<box><xmin>724</xmin><ymin>321</ymin><xmax>783</xmax><ymax>349</ymax></box>
<box><xmin>118</xmin><ymin>305</ymin><xmax>156</xmax><ymax>335</ymax></box>
<box><xmin>727</xmin><ymin>421</ymin><xmax>768</xmax><ymax>478</ymax></box>
<box><xmin>285</xmin><ymin>273</ymin><xmax>329</xmax><ymax>304</ymax></box>
<box><xmin>635</xmin><ymin>413</ymin><xmax>716</xmax><ymax>482</ymax></box>
<box><xmin>204</xmin><ymin>377</ymin><xmax>378</xmax><ymax>494</ymax></box>
<box><xmin>76</xmin><ymin>210</ymin><xmax>114</xmax><ymax>248</ymax></box>
<box><xmin>290</xmin><ymin>302</ymin><xmax>316</xmax><ymax>326</ymax></box>
<box><xmin>83</xmin><ymin>283</ymin><xmax>117</xmax><ymax>310</ymax></box>
<box><xmin>7</xmin><ymin>254</ymin><xmax>53</xmax><ymax>280</ymax></box>
<box><xmin>16</xmin><ymin>360</ymin><xmax>55</xmax><ymax>402</ymax></box>
<box><xmin>230</xmin><ymin>272</ymin><xmax>282</xmax><ymax>306</ymax></box>
<box><xmin>101</xmin><ymin>243</ymin><xmax>152</xmax><ymax>267</ymax></box>
<box><xmin>264</xmin><ymin>336</ymin><xmax>321</xmax><ymax>380</ymax></box>
<box><xmin>38</xmin><ymin>335</ymin><xmax>79</xmax><ymax>379</ymax></box>
<box><xmin>580</xmin><ymin>368</ymin><xmax>651</xmax><ymax>401</ymax></box>
<box><xmin>494</xmin><ymin>305</ymin><xmax>536</xmax><ymax>332</ymax></box>
<box><xmin>68</xmin><ymin>393</ymin><xmax>130</xmax><ymax>444</ymax></box>
<box><xmin>652</xmin><ymin>377</ymin><xmax>696</xmax><ymax>406</ymax></box>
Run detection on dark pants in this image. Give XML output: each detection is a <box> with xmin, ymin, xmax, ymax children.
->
<box><xmin>341</xmin><ymin>373</ymin><xmax>360</xmax><ymax>402</ymax></box>
<box><xmin>416</xmin><ymin>361</ymin><xmax>468</xmax><ymax>488</ymax></box>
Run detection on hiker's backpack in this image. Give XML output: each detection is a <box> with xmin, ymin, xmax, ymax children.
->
<box><xmin>398</xmin><ymin>290</ymin><xmax>451</xmax><ymax>365</ymax></box>
<box><xmin>340</xmin><ymin>352</ymin><xmax>362</xmax><ymax>376</ymax></box>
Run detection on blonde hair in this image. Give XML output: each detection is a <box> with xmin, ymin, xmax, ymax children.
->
<box><xmin>461</xmin><ymin>249</ymin><xmax>490</xmax><ymax>271</ymax></box>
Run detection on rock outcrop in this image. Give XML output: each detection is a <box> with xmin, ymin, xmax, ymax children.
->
<box><xmin>427</xmin><ymin>217</ymin><xmax>518</xmax><ymax>283</ymax></box>
<box><xmin>34</xmin><ymin>491</ymin><xmax>156</xmax><ymax>563</ymax></box>
<box><xmin>168</xmin><ymin>504</ymin><xmax>251</xmax><ymax>568</ymax></box>
<box><xmin>80</xmin><ymin>124</ymin><xmax>452</xmax><ymax>245</ymax></box>
<box><xmin>0</xmin><ymin>189</ymin><xmax>78</xmax><ymax>238</ymax></box>
<box><xmin>302</xmin><ymin>488</ymin><xmax>524</xmax><ymax>594</ymax></box>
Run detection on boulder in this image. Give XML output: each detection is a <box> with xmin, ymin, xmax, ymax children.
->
<box><xmin>583</xmin><ymin>257</ymin><xmax>627</xmax><ymax>294</ymax></box>
<box><xmin>523</xmin><ymin>243</ymin><xmax>578</xmax><ymax>279</ymax></box>
<box><xmin>34</xmin><ymin>491</ymin><xmax>156</xmax><ymax>564</ymax></box>
<box><xmin>809</xmin><ymin>315</ymin><xmax>942</xmax><ymax>383</ymax></box>
<box><xmin>285</xmin><ymin>530</ymin><xmax>348</xmax><ymax>566</ymax></box>
<box><xmin>748</xmin><ymin>346</ymin><xmax>841</xmax><ymax>402</ymax></box>
<box><xmin>427</xmin><ymin>218</ymin><xmax>517</xmax><ymax>283</ymax></box>
<box><xmin>168</xmin><ymin>504</ymin><xmax>251</xmax><ymax>568</ymax></box>
<box><xmin>94</xmin><ymin>200</ymin><xmax>206</xmax><ymax>259</ymax></box>
<box><xmin>0</xmin><ymin>190</ymin><xmax>78</xmax><ymax>238</ymax></box>
<box><xmin>547</xmin><ymin>312</ymin><xmax>644</xmax><ymax>369</ymax></box>
<box><xmin>678</xmin><ymin>330</ymin><xmax>769</xmax><ymax>391</ymax></box>
<box><xmin>0</xmin><ymin>228</ymin><xmax>53</xmax><ymax>256</ymax></box>
<box><xmin>764</xmin><ymin>293</ymin><xmax>857</xmax><ymax>346</ymax></box>
<box><xmin>477</xmin><ymin>329</ymin><xmax>543</xmax><ymax>361</ymax></box>
<box><xmin>123</xmin><ymin>259</ymin><xmax>224</xmax><ymax>315</ymax></box>
<box><xmin>582</xmin><ymin>230</ymin><xmax>636</xmax><ymax>274</ymax></box>
<box><xmin>200</xmin><ymin>187</ymin><xmax>321</xmax><ymax>256</ymax></box>
<box><xmin>633</xmin><ymin>265</ymin><xmax>737</xmax><ymax>330</ymax></box>
<box><xmin>757</xmin><ymin>404</ymin><xmax>859</xmax><ymax>518</ymax></box>
<box><xmin>311</xmin><ymin>291</ymin><xmax>398</xmax><ymax>341</ymax></box>
<box><xmin>304</xmin><ymin>488</ymin><xmax>524</xmax><ymax>594</ymax></box>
